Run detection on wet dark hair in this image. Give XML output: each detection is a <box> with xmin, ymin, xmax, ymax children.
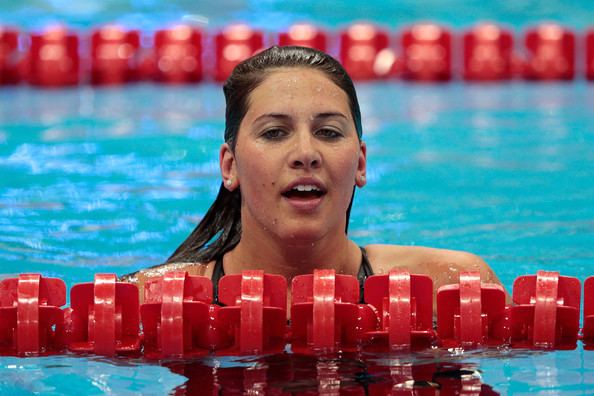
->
<box><xmin>166</xmin><ymin>45</ymin><xmax>362</xmax><ymax>264</ymax></box>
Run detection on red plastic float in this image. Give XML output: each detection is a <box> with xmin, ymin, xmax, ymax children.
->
<box><xmin>28</xmin><ymin>25</ymin><xmax>80</xmax><ymax>87</ymax></box>
<box><xmin>510</xmin><ymin>270</ymin><xmax>580</xmax><ymax>349</ymax></box>
<box><xmin>0</xmin><ymin>274</ymin><xmax>66</xmax><ymax>355</ymax></box>
<box><xmin>0</xmin><ymin>27</ymin><xmax>21</xmax><ymax>84</ymax></box>
<box><xmin>339</xmin><ymin>23</ymin><xmax>396</xmax><ymax>80</ymax></box>
<box><xmin>217</xmin><ymin>270</ymin><xmax>287</xmax><ymax>354</ymax></box>
<box><xmin>90</xmin><ymin>25</ymin><xmax>140</xmax><ymax>85</ymax></box>
<box><xmin>463</xmin><ymin>23</ymin><xmax>515</xmax><ymax>81</ymax></box>
<box><xmin>278</xmin><ymin>23</ymin><xmax>328</xmax><ymax>51</ymax></box>
<box><xmin>581</xmin><ymin>276</ymin><xmax>594</xmax><ymax>349</ymax></box>
<box><xmin>291</xmin><ymin>269</ymin><xmax>378</xmax><ymax>353</ymax></box>
<box><xmin>140</xmin><ymin>271</ymin><xmax>227</xmax><ymax>358</ymax></box>
<box><xmin>401</xmin><ymin>23</ymin><xmax>452</xmax><ymax>82</ymax></box>
<box><xmin>437</xmin><ymin>272</ymin><xmax>509</xmax><ymax>348</ymax></box>
<box><xmin>152</xmin><ymin>25</ymin><xmax>203</xmax><ymax>84</ymax></box>
<box><xmin>2</xmin><ymin>269</ymin><xmax>594</xmax><ymax>357</ymax></box>
<box><xmin>68</xmin><ymin>274</ymin><xmax>141</xmax><ymax>355</ymax></box>
<box><xmin>586</xmin><ymin>30</ymin><xmax>594</xmax><ymax>81</ymax></box>
<box><xmin>522</xmin><ymin>23</ymin><xmax>575</xmax><ymax>81</ymax></box>
<box><xmin>214</xmin><ymin>24</ymin><xmax>264</xmax><ymax>82</ymax></box>
<box><xmin>363</xmin><ymin>269</ymin><xmax>434</xmax><ymax>351</ymax></box>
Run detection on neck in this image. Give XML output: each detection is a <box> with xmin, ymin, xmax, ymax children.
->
<box><xmin>224</xmin><ymin>219</ymin><xmax>359</xmax><ymax>281</ymax></box>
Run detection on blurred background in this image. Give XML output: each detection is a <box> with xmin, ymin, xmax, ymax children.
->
<box><xmin>2</xmin><ymin>0</ymin><xmax>594</xmax><ymax>30</ymax></box>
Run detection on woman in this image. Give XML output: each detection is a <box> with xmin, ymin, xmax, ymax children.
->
<box><xmin>124</xmin><ymin>46</ymin><xmax>503</xmax><ymax>303</ymax></box>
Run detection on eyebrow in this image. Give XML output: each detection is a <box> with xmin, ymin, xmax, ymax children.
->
<box><xmin>253</xmin><ymin>112</ymin><xmax>349</xmax><ymax>123</ymax></box>
<box><xmin>253</xmin><ymin>113</ymin><xmax>291</xmax><ymax>123</ymax></box>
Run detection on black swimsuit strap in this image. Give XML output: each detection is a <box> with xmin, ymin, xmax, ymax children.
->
<box><xmin>357</xmin><ymin>246</ymin><xmax>374</xmax><ymax>303</ymax></box>
<box><xmin>211</xmin><ymin>246</ymin><xmax>373</xmax><ymax>305</ymax></box>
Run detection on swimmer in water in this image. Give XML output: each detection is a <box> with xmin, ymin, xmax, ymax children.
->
<box><xmin>122</xmin><ymin>45</ymin><xmax>504</xmax><ymax>305</ymax></box>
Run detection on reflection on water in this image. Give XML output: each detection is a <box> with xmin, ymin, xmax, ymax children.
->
<box><xmin>0</xmin><ymin>355</ymin><xmax>186</xmax><ymax>395</ymax></box>
<box><xmin>165</xmin><ymin>352</ymin><xmax>500</xmax><ymax>395</ymax></box>
<box><xmin>2</xmin><ymin>347</ymin><xmax>593</xmax><ymax>395</ymax></box>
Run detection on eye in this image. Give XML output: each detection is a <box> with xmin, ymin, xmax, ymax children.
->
<box><xmin>315</xmin><ymin>127</ymin><xmax>343</xmax><ymax>139</ymax></box>
<box><xmin>261</xmin><ymin>128</ymin><xmax>288</xmax><ymax>140</ymax></box>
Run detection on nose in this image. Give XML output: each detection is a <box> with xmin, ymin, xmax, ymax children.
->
<box><xmin>288</xmin><ymin>130</ymin><xmax>322</xmax><ymax>170</ymax></box>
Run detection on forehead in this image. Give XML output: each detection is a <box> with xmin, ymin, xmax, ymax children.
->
<box><xmin>245</xmin><ymin>67</ymin><xmax>351</xmax><ymax>116</ymax></box>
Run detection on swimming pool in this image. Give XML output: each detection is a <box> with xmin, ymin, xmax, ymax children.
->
<box><xmin>3</xmin><ymin>0</ymin><xmax>594</xmax><ymax>393</ymax></box>
<box><xmin>2</xmin><ymin>80</ymin><xmax>594</xmax><ymax>393</ymax></box>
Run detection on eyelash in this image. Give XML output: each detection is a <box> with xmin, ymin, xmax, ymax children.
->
<box><xmin>261</xmin><ymin>128</ymin><xmax>288</xmax><ymax>140</ymax></box>
<box><xmin>260</xmin><ymin>127</ymin><xmax>343</xmax><ymax>140</ymax></box>
<box><xmin>315</xmin><ymin>128</ymin><xmax>343</xmax><ymax>139</ymax></box>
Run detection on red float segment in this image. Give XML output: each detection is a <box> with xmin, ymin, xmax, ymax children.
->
<box><xmin>312</xmin><ymin>269</ymin><xmax>336</xmax><ymax>349</ymax></box>
<box><xmin>586</xmin><ymin>30</ymin><xmax>594</xmax><ymax>81</ymax></box>
<box><xmin>458</xmin><ymin>272</ymin><xmax>483</xmax><ymax>344</ymax></box>
<box><xmin>583</xmin><ymin>277</ymin><xmax>594</xmax><ymax>349</ymax></box>
<box><xmin>363</xmin><ymin>270</ymin><xmax>434</xmax><ymax>351</ymax></box>
<box><xmin>0</xmin><ymin>274</ymin><xmax>66</xmax><ymax>355</ymax></box>
<box><xmin>278</xmin><ymin>23</ymin><xmax>328</xmax><ymax>52</ymax></box>
<box><xmin>437</xmin><ymin>272</ymin><xmax>508</xmax><ymax>348</ymax></box>
<box><xmin>68</xmin><ymin>274</ymin><xmax>140</xmax><ymax>356</ymax></box>
<box><xmin>522</xmin><ymin>24</ymin><xmax>575</xmax><ymax>81</ymax></box>
<box><xmin>90</xmin><ymin>25</ymin><xmax>140</xmax><ymax>85</ymax></box>
<box><xmin>140</xmin><ymin>271</ymin><xmax>226</xmax><ymax>358</ymax></box>
<box><xmin>0</xmin><ymin>27</ymin><xmax>21</xmax><ymax>84</ymax></box>
<box><xmin>214</xmin><ymin>24</ymin><xmax>264</xmax><ymax>82</ymax></box>
<box><xmin>28</xmin><ymin>25</ymin><xmax>80</xmax><ymax>87</ymax></box>
<box><xmin>511</xmin><ymin>271</ymin><xmax>580</xmax><ymax>349</ymax></box>
<box><xmin>153</xmin><ymin>25</ymin><xmax>203</xmax><ymax>84</ymax></box>
<box><xmin>401</xmin><ymin>23</ymin><xmax>452</xmax><ymax>82</ymax></box>
<box><xmin>463</xmin><ymin>23</ymin><xmax>514</xmax><ymax>81</ymax></box>
<box><xmin>217</xmin><ymin>270</ymin><xmax>287</xmax><ymax>354</ymax></box>
<box><xmin>339</xmin><ymin>23</ymin><xmax>396</xmax><ymax>80</ymax></box>
<box><xmin>291</xmin><ymin>269</ymin><xmax>378</xmax><ymax>353</ymax></box>
<box><xmin>160</xmin><ymin>271</ymin><xmax>185</xmax><ymax>356</ymax></box>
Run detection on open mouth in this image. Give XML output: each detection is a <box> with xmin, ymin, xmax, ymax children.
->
<box><xmin>281</xmin><ymin>184</ymin><xmax>326</xmax><ymax>200</ymax></box>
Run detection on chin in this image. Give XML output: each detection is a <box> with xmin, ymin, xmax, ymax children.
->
<box><xmin>276</xmin><ymin>226</ymin><xmax>325</xmax><ymax>245</ymax></box>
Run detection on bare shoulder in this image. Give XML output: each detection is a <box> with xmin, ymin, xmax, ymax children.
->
<box><xmin>120</xmin><ymin>261</ymin><xmax>214</xmax><ymax>302</ymax></box>
<box><xmin>364</xmin><ymin>244</ymin><xmax>502</xmax><ymax>288</ymax></box>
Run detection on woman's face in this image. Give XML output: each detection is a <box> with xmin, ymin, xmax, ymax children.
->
<box><xmin>220</xmin><ymin>67</ymin><xmax>366</xmax><ymax>244</ymax></box>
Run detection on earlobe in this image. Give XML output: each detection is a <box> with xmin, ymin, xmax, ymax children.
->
<box><xmin>220</xmin><ymin>143</ymin><xmax>239</xmax><ymax>191</ymax></box>
<box><xmin>355</xmin><ymin>141</ymin><xmax>367</xmax><ymax>188</ymax></box>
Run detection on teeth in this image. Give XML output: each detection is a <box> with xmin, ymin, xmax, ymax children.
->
<box><xmin>293</xmin><ymin>184</ymin><xmax>320</xmax><ymax>192</ymax></box>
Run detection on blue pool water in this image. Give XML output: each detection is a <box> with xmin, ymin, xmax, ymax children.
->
<box><xmin>3</xmin><ymin>0</ymin><xmax>594</xmax><ymax>394</ymax></box>
<box><xmin>2</xmin><ymin>81</ymin><xmax>594</xmax><ymax>394</ymax></box>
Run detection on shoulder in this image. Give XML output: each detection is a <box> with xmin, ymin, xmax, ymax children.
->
<box><xmin>364</xmin><ymin>244</ymin><xmax>485</xmax><ymax>269</ymax></box>
<box><xmin>120</xmin><ymin>261</ymin><xmax>214</xmax><ymax>302</ymax></box>
<box><xmin>363</xmin><ymin>244</ymin><xmax>501</xmax><ymax>287</ymax></box>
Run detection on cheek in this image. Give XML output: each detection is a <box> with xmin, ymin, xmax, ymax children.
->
<box><xmin>331</xmin><ymin>149</ymin><xmax>361</xmax><ymax>184</ymax></box>
<box><xmin>236</xmin><ymin>147</ymin><xmax>280</xmax><ymax>194</ymax></box>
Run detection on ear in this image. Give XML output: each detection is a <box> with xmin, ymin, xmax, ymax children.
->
<box><xmin>220</xmin><ymin>143</ymin><xmax>239</xmax><ymax>191</ymax></box>
<box><xmin>355</xmin><ymin>141</ymin><xmax>367</xmax><ymax>188</ymax></box>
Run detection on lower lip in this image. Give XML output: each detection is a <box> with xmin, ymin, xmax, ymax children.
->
<box><xmin>282</xmin><ymin>195</ymin><xmax>325</xmax><ymax>212</ymax></box>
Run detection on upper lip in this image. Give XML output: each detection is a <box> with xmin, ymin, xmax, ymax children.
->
<box><xmin>281</xmin><ymin>177</ymin><xmax>327</xmax><ymax>196</ymax></box>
